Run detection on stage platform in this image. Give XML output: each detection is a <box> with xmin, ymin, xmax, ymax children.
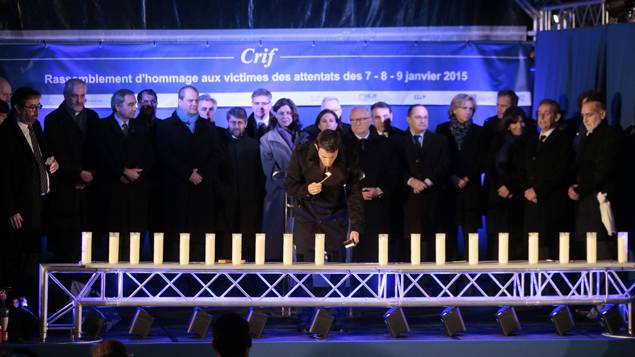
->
<box><xmin>2</xmin><ymin>307</ymin><xmax>634</xmax><ymax>357</ymax></box>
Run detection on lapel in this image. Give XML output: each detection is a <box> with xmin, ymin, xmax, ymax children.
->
<box><xmin>10</xmin><ymin>118</ymin><xmax>37</xmax><ymax>162</ymax></box>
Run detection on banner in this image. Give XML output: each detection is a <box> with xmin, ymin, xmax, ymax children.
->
<box><xmin>0</xmin><ymin>41</ymin><xmax>532</xmax><ymax>109</ymax></box>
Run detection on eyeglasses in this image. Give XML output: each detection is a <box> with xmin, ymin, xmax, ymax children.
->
<box><xmin>24</xmin><ymin>104</ymin><xmax>43</xmax><ymax>111</ymax></box>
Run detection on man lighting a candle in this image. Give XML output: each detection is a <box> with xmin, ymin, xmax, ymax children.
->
<box><xmin>285</xmin><ymin>129</ymin><xmax>363</xmax><ymax>263</ymax></box>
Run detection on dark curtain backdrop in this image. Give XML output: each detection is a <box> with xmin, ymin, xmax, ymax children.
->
<box><xmin>0</xmin><ymin>0</ymin><xmax>530</xmax><ymax>30</ymax></box>
<box><xmin>534</xmin><ymin>23</ymin><xmax>635</xmax><ymax>127</ymax></box>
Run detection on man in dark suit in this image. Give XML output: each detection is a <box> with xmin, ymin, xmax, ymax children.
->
<box><xmin>96</xmin><ymin>89</ymin><xmax>154</xmax><ymax>261</ymax></box>
<box><xmin>216</xmin><ymin>107</ymin><xmax>265</xmax><ymax>261</ymax></box>
<box><xmin>436</xmin><ymin>94</ymin><xmax>487</xmax><ymax>261</ymax></box>
<box><xmin>523</xmin><ymin>99</ymin><xmax>574</xmax><ymax>260</ymax></box>
<box><xmin>44</xmin><ymin>78</ymin><xmax>100</xmax><ymax>263</ymax></box>
<box><xmin>245</xmin><ymin>88</ymin><xmax>273</xmax><ymax>139</ymax></box>
<box><xmin>568</xmin><ymin>97</ymin><xmax>622</xmax><ymax>260</ymax></box>
<box><xmin>402</xmin><ymin>104</ymin><xmax>450</xmax><ymax>261</ymax></box>
<box><xmin>155</xmin><ymin>85</ymin><xmax>220</xmax><ymax>261</ymax></box>
<box><xmin>0</xmin><ymin>87</ymin><xmax>58</xmax><ymax>304</ymax></box>
<box><xmin>345</xmin><ymin>107</ymin><xmax>398</xmax><ymax>262</ymax></box>
<box><xmin>285</xmin><ymin>129</ymin><xmax>363</xmax><ymax>262</ymax></box>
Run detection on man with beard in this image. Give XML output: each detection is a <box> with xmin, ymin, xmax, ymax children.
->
<box><xmin>136</xmin><ymin>89</ymin><xmax>159</xmax><ymax>132</ymax></box>
<box><xmin>44</xmin><ymin>78</ymin><xmax>100</xmax><ymax>263</ymax></box>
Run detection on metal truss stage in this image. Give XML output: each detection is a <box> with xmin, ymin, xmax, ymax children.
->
<box><xmin>39</xmin><ymin>261</ymin><xmax>635</xmax><ymax>341</ymax></box>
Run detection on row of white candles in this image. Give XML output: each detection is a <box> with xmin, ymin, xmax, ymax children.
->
<box><xmin>80</xmin><ymin>231</ymin><xmax>630</xmax><ymax>266</ymax></box>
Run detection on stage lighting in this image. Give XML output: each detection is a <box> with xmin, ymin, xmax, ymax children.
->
<box><xmin>308</xmin><ymin>308</ymin><xmax>334</xmax><ymax>339</ymax></box>
<box><xmin>246</xmin><ymin>308</ymin><xmax>268</xmax><ymax>338</ymax></box>
<box><xmin>440</xmin><ymin>306</ymin><xmax>466</xmax><ymax>337</ymax></box>
<box><xmin>187</xmin><ymin>308</ymin><xmax>212</xmax><ymax>338</ymax></box>
<box><xmin>600</xmin><ymin>304</ymin><xmax>624</xmax><ymax>335</ymax></box>
<box><xmin>384</xmin><ymin>307</ymin><xmax>410</xmax><ymax>338</ymax></box>
<box><xmin>129</xmin><ymin>308</ymin><xmax>154</xmax><ymax>339</ymax></box>
<box><xmin>496</xmin><ymin>306</ymin><xmax>521</xmax><ymax>336</ymax></box>
<box><xmin>83</xmin><ymin>309</ymin><xmax>106</xmax><ymax>340</ymax></box>
<box><xmin>550</xmin><ymin>305</ymin><xmax>575</xmax><ymax>336</ymax></box>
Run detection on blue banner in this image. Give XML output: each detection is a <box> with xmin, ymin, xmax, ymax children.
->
<box><xmin>0</xmin><ymin>41</ymin><xmax>532</xmax><ymax>109</ymax></box>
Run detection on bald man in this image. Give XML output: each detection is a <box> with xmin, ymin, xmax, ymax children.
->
<box><xmin>0</xmin><ymin>77</ymin><xmax>12</xmax><ymax>104</ymax></box>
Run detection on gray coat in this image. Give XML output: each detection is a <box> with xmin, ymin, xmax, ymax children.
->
<box><xmin>260</xmin><ymin>127</ymin><xmax>297</xmax><ymax>260</ymax></box>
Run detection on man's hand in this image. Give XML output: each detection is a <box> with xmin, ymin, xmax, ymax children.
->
<box><xmin>409</xmin><ymin>178</ymin><xmax>427</xmax><ymax>194</ymax></box>
<box><xmin>524</xmin><ymin>187</ymin><xmax>538</xmax><ymax>203</ymax></box>
<box><xmin>9</xmin><ymin>213</ymin><xmax>24</xmax><ymax>230</ymax></box>
<box><xmin>568</xmin><ymin>184</ymin><xmax>580</xmax><ymax>201</ymax></box>
<box><xmin>307</xmin><ymin>182</ymin><xmax>322</xmax><ymax>195</ymax></box>
<box><xmin>189</xmin><ymin>169</ymin><xmax>203</xmax><ymax>185</ymax></box>
<box><xmin>123</xmin><ymin>168</ymin><xmax>143</xmax><ymax>182</ymax></box>
<box><xmin>451</xmin><ymin>175</ymin><xmax>468</xmax><ymax>189</ymax></box>
<box><xmin>349</xmin><ymin>231</ymin><xmax>360</xmax><ymax>245</ymax></box>
<box><xmin>46</xmin><ymin>156</ymin><xmax>59</xmax><ymax>174</ymax></box>
<box><xmin>497</xmin><ymin>185</ymin><xmax>511</xmax><ymax>199</ymax></box>
<box><xmin>80</xmin><ymin>170</ymin><xmax>93</xmax><ymax>184</ymax></box>
<box><xmin>362</xmin><ymin>187</ymin><xmax>383</xmax><ymax>200</ymax></box>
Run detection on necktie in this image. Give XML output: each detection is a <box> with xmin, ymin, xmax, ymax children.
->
<box><xmin>539</xmin><ymin>134</ymin><xmax>547</xmax><ymax>143</ymax></box>
<box><xmin>28</xmin><ymin>125</ymin><xmax>48</xmax><ymax>194</ymax></box>
<box><xmin>413</xmin><ymin>134</ymin><xmax>422</xmax><ymax>148</ymax></box>
<box><xmin>122</xmin><ymin>123</ymin><xmax>129</xmax><ymax>136</ymax></box>
<box><xmin>359</xmin><ymin>138</ymin><xmax>367</xmax><ymax>151</ymax></box>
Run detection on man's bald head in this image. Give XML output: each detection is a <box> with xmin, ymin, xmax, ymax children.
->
<box><xmin>0</xmin><ymin>77</ymin><xmax>12</xmax><ymax>104</ymax></box>
<box><xmin>349</xmin><ymin>106</ymin><xmax>371</xmax><ymax>137</ymax></box>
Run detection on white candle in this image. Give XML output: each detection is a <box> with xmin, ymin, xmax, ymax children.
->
<box><xmin>498</xmin><ymin>233</ymin><xmax>509</xmax><ymax>265</ymax></box>
<box><xmin>153</xmin><ymin>233</ymin><xmax>164</xmax><ymax>265</ymax></box>
<box><xmin>528</xmin><ymin>232</ymin><xmax>539</xmax><ymax>265</ymax></box>
<box><xmin>378</xmin><ymin>234</ymin><xmax>389</xmax><ymax>265</ymax></box>
<box><xmin>205</xmin><ymin>233</ymin><xmax>215</xmax><ymax>265</ymax></box>
<box><xmin>618</xmin><ymin>232</ymin><xmax>628</xmax><ymax>264</ymax></box>
<box><xmin>559</xmin><ymin>232</ymin><xmax>570</xmax><ymax>264</ymax></box>
<box><xmin>410</xmin><ymin>234</ymin><xmax>421</xmax><ymax>265</ymax></box>
<box><xmin>315</xmin><ymin>234</ymin><xmax>325</xmax><ymax>265</ymax></box>
<box><xmin>586</xmin><ymin>232</ymin><xmax>597</xmax><ymax>264</ymax></box>
<box><xmin>180</xmin><ymin>233</ymin><xmax>190</xmax><ymax>265</ymax></box>
<box><xmin>81</xmin><ymin>232</ymin><xmax>92</xmax><ymax>265</ymax></box>
<box><xmin>232</xmin><ymin>233</ymin><xmax>242</xmax><ymax>265</ymax></box>
<box><xmin>108</xmin><ymin>232</ymin><xmax>119</xmax><ymax>265</ymax></box>
<box><xmin>468</xmin><ymin>233</ymin><xmax>479</xmax><ymax>265</ymax></box>
<box><xmin>283</xmin><ymin>234</ymin><xmax>293</xmax><ymax>265</ymax></box>
<box><xmin>129</xmin><ymin>232</ymin><xmax>141</xmax><ymax>264</ymax></box>
<box><xmin>255</xmin><ymin>233</ymin><xmax>266</xmax><ymax>265</ymax></box>
<box><xmin>435</xmin><ymin>233</ymin><xmax>446</xmax><ymax>265</ymax></box>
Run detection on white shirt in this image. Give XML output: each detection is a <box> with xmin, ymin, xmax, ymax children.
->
<box><xmin>17</xmin><ymin>121</ymin><xmax>50</xmax><ymax>194</ymax></box>
<box><xmin>255</xmin><ymin>114</ymin><xmax>270</xmax><ymax>128</ymax></box>
<box><xmin>354</xmin><ymin>132</ymin><xmax>370</xmax><ymax>140</ymax></box>
<box><xmin>539</xmin><ymin>127</ymin><xmax>555</xmax><ymax>140</ymax></box>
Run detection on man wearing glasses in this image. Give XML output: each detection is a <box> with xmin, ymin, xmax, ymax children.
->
<box><xmin>245</xmin><ymin>88</ymin><xmax>273</xmax><ymax>139</ymax></box>
<box><xmin>0</xmin><ymin>87</ymin><xmax>58</xmax><ymax>306</ymax></box>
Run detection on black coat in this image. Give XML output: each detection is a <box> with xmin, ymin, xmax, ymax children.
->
<box><xmin>245</xmin><ymin>113</ymin><xmax>272</xmax><ymax>140</ymax></box>
<box><xmin>43</xmin><ymin>102</ymin><xmax>100</xmax><ymax>229</ymax></box>
<box><xmin>96</xmin><ymin>115</ymin><xmax>154</xmax><ymax>232</ymax></box>
<box><xmin>436</xmin><ymin>122</ymin><xmax>487</xmax><ymax>227</ymax></box>
<box><xmin>344</xmin><ymin>131</ymin><xmax>399</xmax><ymax>261</ymax></box>
<box><xmin>285</xmin><ymin>142</ymin><xmax>363</xmax><ymax>253</ymax></box>
<box><xmin>155</xmin><ymin>112</ymin><xmax>220</xmax><ymax>233</ymax></box>
<box><xmin>401</xmin><ymin>130</ymin><xmax>450</xmax><ymax>236</ymax></box>
<box><xmin>523</xmin><ymin>129</ymin><xmax>574</xmax><ymax>243</ymax></box>
<box><xmin>0</xmin><ymin>117</ymin><xmax>49</xmax><ymax>232</ymax></box>
<box><xmin>217</xmin><ymin>130</ymin><xmax>265</xmax><ymax>235</ymax></box>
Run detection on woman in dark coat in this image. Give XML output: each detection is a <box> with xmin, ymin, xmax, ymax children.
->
<box><xmin>436</xmin><ymin>94</ymin><xmax>487</xmax><ymax>261</ymax></box>
<box><xmin>485</xmin><ymin>106</ymin><xmax>529</xmax><ymax>260</ymax></box>
<box><xmin>259</xmin><ymin>98</ymin><xmax>302</xmax><ymax>260</ymax></box>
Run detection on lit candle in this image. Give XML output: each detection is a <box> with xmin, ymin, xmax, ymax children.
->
<box><xmin>436</xmin><ymin>233</ymin><xmax>446</xmax><ymax>265</ymax></box>
<box><xmin>232</xmin><ymin>233</ymin><xmax>242</xmax><ymax>265</ymax></box>
<box><xmin>410</xmin><ymin>234</ymin><xmax>421</xmax><ymax>265</ymax></box>
<box><xmin>205</xmin><ymin>233</ymin><xmax>215</xmax><ymax>265</ymax></box>
<box><xmin>129</xmin><ymin>232</ymin><xmax>141</xmax><ymax>264</ymax></box>
<box><xmin>498</xmin><ymin>233</ymin><xmax>509</xmax><ymax>265</ymax></box>
<box><xmin>315</xmin><ymin>234</ymin><xmax>325</xmax><ymax>265</ymax></box>
<box><xmin>255</xmin><ymin>233</ymin><xmax>266</xmax><ymax>265</ymax></box>
<box><xmin>618</xmin><ymin>232</ymin><xmax>628</xmax><ymax>264</ymax></box>
<box><xmin>378</xmin><ymin>234</ymin><xmax>389</xmax><ymax>266</ymax></box>
<box><xmin>108</xmin><ymin>232</ymin><xmax>119</xmax><ymax>265</ymax></box>
<box><xmin>283</xmin><ymin>234</ymin><xmax>293</xmax><ymax>265</ymax></box>
<box><xmin>586</xmin><ymin>232</ymin><xmax>597</xmax><ymax>264</ymax></box>
<box><xmin>153</xmin><ymin>232</ymin><xmax>164</xmax><ymax>265</ymax></box>
<box><xmin>528</xmin><ymin>232</ymin><xmax>539</xmax><ymax>265</ymax></box>
<box><xmin>559</xmin><ymin>232</ymin><xmax>570</xmax><ymax>264</ymax></box>
<box><xmin>468</xmin><ymin>233</ymin><xmax>479</xmax><ymax>265</ymax></box>
<box><xmin>180</xmin><ymin>233</ymin><xmax>190</xmax><ymax>265</ymax></box>
<box><xmin>81</xmin><ymin>232</ymin><xmax>92</xmax><ymax>265</ymax></box>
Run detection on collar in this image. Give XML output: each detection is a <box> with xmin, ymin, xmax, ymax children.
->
<box><xmin>540</xmin><ymin>127</ymin><xmax>555</xmax><ymax>139</ymax></box>
<box><xmin>409</xmin><ymin>129</ymin><xmax>425</xmax><ymax>138</ymax></box>
<box><xmin>355</xmin><ymin>132</ymin><xmax>370</xmax><ymax>140</ymax></box>
<box><xmin>176</xmin><ymin>107</ymin><xmax>199</xmax><ymax>124</ymax></box>
<box><xmin>17</xmin><ymin>120</ymin><xmax>30</xmax><ymax>133</ymax></box>
<box><xmin>113</xmin><ymin>113</ymin><xmax>129</xmax><ymax>129</ymax></box>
